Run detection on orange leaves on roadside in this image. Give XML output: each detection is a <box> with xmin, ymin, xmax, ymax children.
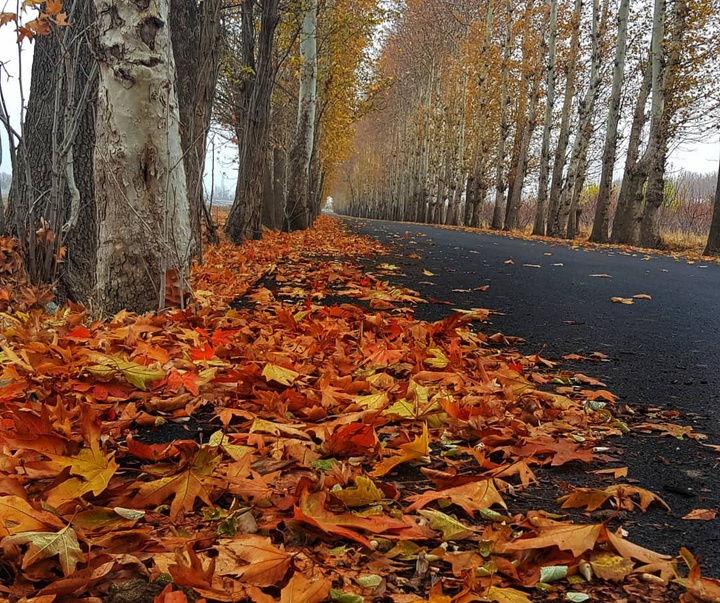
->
<box><xmin>406</xmin><ymin>478</ymin><xmax>506</xmax><ymax>516</ymax></box>
<box><xmin>130</xmin><ymin>445</ymin><xmax>222</xmax><ymax>520</ymax></box>
<box><xmin>501</xmin><ymin>521</ymin><xmax>602</xmax><ymax>557</ymax></box>
<box><xmin>0</xmin><ymin>219</ymin><xmax>702</xmax><ymax>602</ymax></box>
<box><xmin>558</xmin><ymin>485</ymin><xmax>668</xmax><ymax>513</ymax></box>
<box><xmin>372</xmin><ymin>423</ymin><xmax>430</xmax><ymax>477</ymax></box>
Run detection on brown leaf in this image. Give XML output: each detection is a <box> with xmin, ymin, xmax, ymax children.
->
<box><xmin>217</xmin><ymin>535</ymin><xmax>291</xmax><ymax>587</ymax></box>
<box><xmin>279</xmin><ymin>573</ymin><xmax>332</xmax><ymax>603</ymax></box>
<box><xmin>406</xmin><ymin>479</ymin><xmax>506</xmax><ymax>516</ymax></box>
<box><xmin>501</xmin><ymin>522</ymin><xmax>601</xmax><ymax>557</ymax></box>
<box><xmin>682</xmin><ymin>509</ymin><xmax>717</xmax><ymax>521</ymax></box>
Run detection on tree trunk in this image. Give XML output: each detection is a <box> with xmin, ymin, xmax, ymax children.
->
<box><xmin>7</xmin><ymin>0</ymin><xmax>97</xmax><ymax>300</ymax></box>
<box><xmin>547</xmin><ymin>0</ymin><xmax>582</xmax><ymax>237</ymax></box>
<box><xmin>590</xmin><ymin>0</ymin><xmax>629</xmax><ymax>243</ymax></box>
<box><xmin>286</xmin><ymin>0</ymin><xmax>318</xmax><ymax>231</ymax></box>
<box><xmin>704</xmin><ymin>156</ymin><xmax>720</xmax><ymax>256</ymax></box>
<box><xmin>171</xmin><ymin>0</ymin><xmax>223</xmax><ymax>258</ymax></box>
<box><xmin>505</xmin><ymin>50</ymin><xmax>543</xmax><ymax>232</ymax></box>
<box><xmin>94</xmin><ymin>0</ymin><xmax>193</xmax><ymax>314</ymax></box>
<box><xmin>491</xmin><ymin>0</ymin><xmax>514</xmax><ymax>230</ymax></box>
<box><xmin>532</xmin><ymin>0</ymin><xmax>558</xmax><ymax>236</ymax></box>
<box><xmin>611</xmin><ymin>53</ymin><xmax>653</xmax><ymax>244</ymax></box>
<box><xmin>560</xmin><ymin>0</ymin><xmax>605</xmax><ymax>237</ymax></box>
<box><xmin>639</xmin><ymin>0</ymin><xmax>688</xmax><ymax>248</ymax></box>
<box><xmin>226</xmin><ymin>0</ymin><xmax>281</xmax><ymax>243</ymax></box>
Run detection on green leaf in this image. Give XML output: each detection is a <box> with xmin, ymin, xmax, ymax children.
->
<box><xmin>566</xmin><ymin>594</ymin><xmax>590</xmax><ymax>603</ymax></box>
<box><xmin>355</xmin><ymin>575</ymin><xmax>383</xmax><ymax>589</ymax></box>
<box><xmin>418</xmin><ymin>509</ymin><xmax>474</xmax><ymax>541</ymax></box>
<box><xmin>540</xmin><ymin>566</ymin><xmax>568</xmax><ymax>583</ymax></box>
<box><xmin>330</xmin><ymin>589</ymin><xmax>364</xmax><ymax>603</ymax></box>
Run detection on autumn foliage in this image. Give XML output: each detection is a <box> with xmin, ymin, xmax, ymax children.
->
<box><xmin>0</xmin><ymin>217</ymin><xmax>717</xmax><ymax>603</ymax></box>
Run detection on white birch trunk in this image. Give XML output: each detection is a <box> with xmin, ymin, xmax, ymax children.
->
<box><xmin>532</xmin><ymin>0</ymin><xmax>558</xmax><ymax>236</ymax></box>
<box><xmin>491</xmin><ymin>0</ymin><xmax>514</xmax><ymax>230</ymax></box>
<box><xmin>286</xmin><ymin>0</ymin><xmax>318</xmax><ymax>230</ymax></box>
<box><xmin>590</xmin><ymin>0</ymin><xmax>630</xmax><ymax>243</ymax></box>
<box><xmin>546</xmin><ymin>0</ymin><xmax>582</xmax><ymax>237</ymax></box>
<box><xmin>94</xmin><ymin>0</ymin><xmax>192</xmax><ymax>315</ymax></box>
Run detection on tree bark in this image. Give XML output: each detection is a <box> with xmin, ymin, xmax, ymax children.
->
<box><xmin>704</xmin><ymin>156</ymin><xmax>720</xmax><ymax>256</ymax></box>
<box><xmin>532</xmin><ymin>0</ymin><xmax>558</xmax><ymax>236</ymax></box>
<box><xmin>171</xmin><ymin>0</ymin><xmax>223</xmax><ymax>258</ymax></box>
<box><xmin>611</xmin><ymin>53</ymin><xmax>653</xmax><ymax>244</ymax></box>
<box><xmin>590</xmin><ymin>0</ymin><xmax>629</xmax><ymax>243</ymax></box>
<box><xmin>225</xmin><ymin>0</ymin><xmax>281</xmax><ymax>243</ymax></box>
<box><xmin>94</xmin><ymin>0</ymin><xmax>193</xmax><ymax>314</ymax></box>
<box><xmin>560</xmin><ymin>0</ymin><xmax>605</xmax><ymax>237</ymax></box>
<box><xmin>491</xmin><ymin>0</ymin><xmax>514</xmax><ymax>230</ymax></box>
<box><xmin>286</xmin><ymin>0</ymin><xmax>319</xmax><ymax>231</ymax></box>
<box><xmin>7</xmin><ymin>0</ymin><xmax>97</xmax><ymax>300</ymax></box>
<box><xmin>639</xmin><ymin>0</ymin><xmax>688</xmax><ymax>248</ymax></box>
<box><xmin>546</xmin><ymin>0</ymin><xmax>582</xmax><ymax>237</ymax></box>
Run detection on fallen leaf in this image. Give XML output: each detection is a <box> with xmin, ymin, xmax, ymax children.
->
<box><xmin>486</xmin><ymin>586</ymin><xmax>532</xmax><ymax>603</ymax></box>
<box><xmin>418</xmin><ymin>509</ymin><xmax>474</xmax><ymax>541</ymax></box>
<box><xmin>3</xmin><ymin>525</ymin><xmax>85</xmax><ymax>575</ymax></box>
<box><xmin>280</xmin><ymin>573</ymin><xmax>332</xmax><ymax>603</ymax></box>
<box><xmin>682</xmin><ymin>509</ymin><xmax>717</xmax><ymax>521</ymax></box>
<box><xmin>218</xmin><ymin>535</ymin><xmax>291</xmax><ymax>587</ymax></box>
<box><xmin>262</xmin><ymin>363</ymin><xmax>300</xmax><ymax>386</ymax></box>
<box><xmin>501</xmin><ymin>522</ymin><xmax>602</xmax><ymax>557</ymax></box>
<box><xmin>611</xmin><ymin>297</ymin><xmax>635</xmax><ymax>305</ymax></box>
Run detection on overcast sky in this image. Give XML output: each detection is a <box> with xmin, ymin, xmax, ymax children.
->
<box><xmin>1</xmin><ymin>30</ymin><xmax>718</xmax><ymax>186</ymax></box>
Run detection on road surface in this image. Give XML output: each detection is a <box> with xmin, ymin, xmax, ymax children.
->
<box><xmin>345</xmin><ymin>216</ymin><xmax>720</xmax><ymax>573</ymax></box>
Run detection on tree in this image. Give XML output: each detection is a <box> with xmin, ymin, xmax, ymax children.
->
<box><xmin>704</xmin><ymin>154</ymin><xmax>720</xmax><ymax>256</ymax></box>
<box><xmin>490</xmin><ymin>0</ymin><xmax>514</xmax><ymax>230</ymax></box>
<box><xmin>6</xmin><ymin>0</ymin><xmax>97</xmax><ymax>300</ymax></box>
<box><xmin>93</xmin><ymin>0</ymin><xmax>192</xmax><ymax>314</ymax></box>
<box><xmin>225</xmin><ymin>0</ymin><xmax>281</xmax><ymax>243</ymax></box>
<box><xmin>546</xmin><ymin>0</ymin><xmax>582</xmax><ymax>237</ymax></box>
<box><xmin>590</xmin><ymin>0</ymin><xmax>630</xmax><ymax>243</ymax></box>
<box><xmin>532</xmin><ymin>0</ymin><xmax>558</xmax><ymax>236</ymax></box>
<box><xmin>286</xmin><ymin>0</ymin><xmax>319</xmax><ymax>231</ymax></box>
<box><xmin>171</xmin><ymin>0</ymin><xmax>224</xmax><ymax>256</ymax></box>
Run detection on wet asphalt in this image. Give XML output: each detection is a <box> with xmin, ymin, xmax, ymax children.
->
<box><xmin>344</xmin><ymin>216</ymin><xmax>720</xmax><ymax>574</ymax></box>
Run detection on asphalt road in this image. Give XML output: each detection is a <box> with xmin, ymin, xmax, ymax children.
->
<box><xmin>344</xmin><ymin>216</ymin><xmax>720</xmax><ymax>574</ymax></box>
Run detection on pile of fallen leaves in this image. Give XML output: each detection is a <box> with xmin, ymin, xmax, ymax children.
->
<box><xmin>0</xmin><ymin>217</ymin><xmax>718</xmax><ymax>603</ymax></box>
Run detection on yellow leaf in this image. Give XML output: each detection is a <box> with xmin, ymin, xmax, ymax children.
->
<box><xmin>334</xmin><ymin>475</ymin><xmax>384</xmax><ymax>508</ymax></box>
<box><xmin>280</xmin><ymin>573</ymin><xmax>332</xmax><ymax>603</ymax></box>
<box><xmin>372</xmin><ymin>423</ymin><xmax>429</xmax><ymax>477</ymax></box>
<box><xmin>250</xmin><ymin>418</ymin><xmax>310</xmax><ymax>440</ymax></box>
<box><xmin>353</xmin><ymin>392</ymin><xmax>389</xmax><ymax>410</ymax></box>
<box><xmin>424</xmin><ymin>348</ymin><xmax>448</xmax><ymax>369</ymax></box>
<box><xmin>262</xmin><ymin>363</ymin><xmax>300</xmax><ymax>386</ymax></box>
<box><xmin>611</xmin><ymin>297</ymin><xmax>634</xmax><ymax>305</ymax></box>
<box><xmin>590</xmin><ymin>553</ymin><xmax>634</xmax><ymax>582</ymax></box>
<box><xmin>486</xmin><ymin>586</ymin><xmax>532</xmax><ymax>603</ymax></box>
<box><xmin>0</xmin><ymin>496</ymin><xmax>56</xmax><ymax>536</ymax></box>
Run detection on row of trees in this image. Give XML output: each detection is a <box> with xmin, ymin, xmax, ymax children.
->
<box><xmin>0</xmin><ymin>0</ymin><xmax>381</xmax><ymax>314</ymax></box>
<box><xmin>333</xmin><ymin>0</ymin><xmax>720</xmax><ymax>255</ymax></box>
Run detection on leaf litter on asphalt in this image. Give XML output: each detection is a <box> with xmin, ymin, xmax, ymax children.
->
<box><xmin>0</xmin><ymin>217</ymin><xmax>715</xmax><ymax>602</ymax></box>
